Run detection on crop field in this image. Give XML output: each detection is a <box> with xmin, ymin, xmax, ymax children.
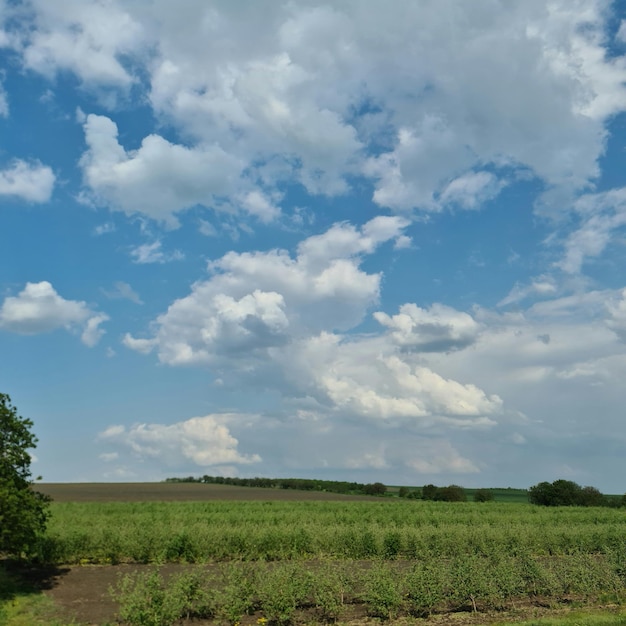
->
<box><xmin>3</xmin><ymin>484</ymin><xmax>626</xmax><ymax>626</ymax></box>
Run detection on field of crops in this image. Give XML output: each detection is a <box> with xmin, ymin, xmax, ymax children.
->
<box><xmin>4</xmin><ymin>485</ymin><xmax>626</xmax><ymax>625</ymax></box>
<box><xmin>40</xmin><ymin>500</ymin><xmax>626</xmax><ymax>564</ymax></box>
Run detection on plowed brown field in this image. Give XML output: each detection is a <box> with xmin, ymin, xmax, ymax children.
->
<box><xmin>37</xmin><ymin>482</ymin><xmax>380</xmax><ymax>502</ymax></box>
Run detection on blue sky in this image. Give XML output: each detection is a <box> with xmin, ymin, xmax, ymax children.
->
<box><xmin>2</xmin><ymin>1</ymin><xmax>626</xmax><ymax>491</ymax></box>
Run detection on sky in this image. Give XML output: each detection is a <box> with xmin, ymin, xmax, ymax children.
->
<box><xmin>1</xmin><ymin>1</ymin><xmax>626</xmax><ymax>491</ymax></box>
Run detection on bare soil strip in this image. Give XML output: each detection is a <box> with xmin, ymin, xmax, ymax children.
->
<box><xmin>37</xmin><ymin>482</ymin><xmax>381</xmax><ymax>502</ymax></box>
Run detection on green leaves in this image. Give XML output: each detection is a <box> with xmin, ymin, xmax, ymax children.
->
<box><xmin>0</xmin><ymin>393</ymin><xmax>50</xmax><ymax>558</ymax></box>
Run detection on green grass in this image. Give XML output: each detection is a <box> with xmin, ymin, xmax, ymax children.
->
<box><xmin>491</xmin><ymin>609</ymin><xmax>626</xmax><ymax>626</ymax></box>
<box><xmin>0</xmin><ymin>566</ymin><xmax>71</xmax><ymax>626</ymax></box>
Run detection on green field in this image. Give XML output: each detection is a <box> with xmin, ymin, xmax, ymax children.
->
<box><xmin>3</xmin><ymin>485</ymin><xmax>626</xmax><ymax>625</ymax></box>
<box><xmin>39</xmin><ymin>499</ymin><xmax>626</xmax><ymax>564</ymax></box>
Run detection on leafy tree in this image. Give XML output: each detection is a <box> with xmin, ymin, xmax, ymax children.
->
<box><xmin>363</xmin><ymin>482</ymin><xmax>387</xmax><ymax>496</ymax></box>
<box><xmin>473</xmin><ymin>488</ymin><xmax>494</xmax><ymax>502</ymax></box>
<box><xmin>435</xmin><ymin>485</ymin><xmax>467</xmax><ymax>502</ymax></box>
<box><xmin>0</xmin><ymin>393</ymin><xmax>50</xmax><ymax>558</ymax></box>
<box><xmin>529</xmin><ymin>479</ymin><xmax>607</xmax><ymax>507</ymax></box>
<box><xmin>528</xmin><ymin>481</ymin><xmax>554</xmax><ymax>505</ymax></box>
<box><xmin>421</xmin><ymin>484</ymin><xmax>438</xmax><ymax>500</ymax></box>
<box><xmin>579</xmin><ymin>486</ymin><xmax>606</xmax><ymax>507</ymax></box>
<box><xmin>550</xmin><ymin>479</ymin><xmax>583</xmax><ymax>506</ymax></box>
<box><xmin>398</xmin><ymin>486</ymin><xmax>409</xmax><ymax>498</ymax></box>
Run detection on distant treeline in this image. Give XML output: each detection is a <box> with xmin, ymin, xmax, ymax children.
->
<box><xmin>164</xmin><ymin>475</ymin><xmax>388</xmax><ymax>496</ymax></box>
<box><xmin>165</xmin><ymin>475</ymin><xmax>626</xmax><ymax>507</ymax></box>
<box><xmin>164</xmin><ymin>477</ymin><xmax>495</xmax><ymax>502</ymax></box>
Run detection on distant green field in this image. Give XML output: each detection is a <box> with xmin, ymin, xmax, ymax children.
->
<box><xmin>464</xmin><ymin>487</ymin><xmax>530</xmax><ymax>503</ymax></box>
<box><xmin>385</xmin><ymin>485</ymin><xmax>530</xmax><ymax>503</ymax></box>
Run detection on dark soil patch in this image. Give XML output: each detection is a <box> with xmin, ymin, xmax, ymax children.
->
<box><xmin>38</xmin><ymin>482</ymin><xmax>383</xmax><ymax>503</ymax></box>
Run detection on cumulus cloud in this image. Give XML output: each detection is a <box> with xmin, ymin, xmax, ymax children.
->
<box><xmin>7</xmin><ymin>1</ymin><xmax>623</xmax><ymax>219</ymax></box>
<box><xmin>121</xmin><ymin>214</ymin><xmax>505</xmax><ymax>432</ymax></box>
<box><xmin>374</xmin><ymin>303</ymin><xmax>481</xmax><ymax>352</ymax></box>
<box><xmin>18</xmin><ymin>0</ymin><xmax>145</xmax><ymax>95</ymax></box>
<box><xmin>303</xmin><ymin>339</ymin><xmax>501</xmax><ymax>427</ymax></box>
<box><xmin>0</xmin><ymin>281</ymin><xmax>108</xmax><ymax>345</ymax></box>
<box><xmin>80</xmin><ymin>114</ymin><xmax>245</xmax><ymax>226</ymax></box>
<box><xmin>0</xmin><ymin>160</ymin><xmax>55</xmax><ymax>202</ymax></box>
<box><xmin>124</xmin><ymin>216</ymin><xmax>408</xmax><ymax>365</ymax></box>
<box><xmin>99</xmin><ymin>414</ymin><xmax>261</xmax><ymax>467</ymax></box>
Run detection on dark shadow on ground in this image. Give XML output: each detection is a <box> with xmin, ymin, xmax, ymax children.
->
<box><xmin>0</xmin><ymin>559</ymin><xmax>70</xmax><ymax>601</ymax></box>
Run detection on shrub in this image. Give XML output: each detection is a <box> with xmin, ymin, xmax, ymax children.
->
<box><xmin>474</xmin><ymin>489</ymin><xmax>494</xmax><ymax>503</ymax></box>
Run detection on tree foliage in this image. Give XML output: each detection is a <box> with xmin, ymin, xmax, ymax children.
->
<box><xmin>363</xmin><ymin>482</ymin><xmax>387</xmax><ymax>496</ymax></box>
<box><xmin>0</xmin><ymin>393</ymin><xmax>50</xmax><ymax>557</ymax></box>
<box><xmin>421</xmin><ymin>484</ymin><xmax>467</xmax><ymax>502</ymax></box>
<box><xmin>528</xmin><ymin>479</ymin><xmax>608</xmax><ymax>507</ymax></box>
<box><xmin>473</xmin><ymin>488</ymin><xmax>494</xmax><ymax>503</ymax></box>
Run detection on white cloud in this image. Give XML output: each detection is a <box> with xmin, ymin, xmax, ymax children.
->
<box><xmin>405</xmin><ymin>440</ymin><xmax>480</xmax><ymax>474</ymax></box>
<box><xmin>18</xmin><ymin>0</ymin><xmax>145</xmax><ymax>95</ymax></box>
<box><xmin>126</xmin><ymin>217</ymin><xmax>407</xmax><ymax>365</ymax></box>
<box><xmin>99</xmin><ymin>452</ymin><xmax>119</xmax><ymax>462</ymax></box>
<box><xmin>344</xmin><ymin>447</ymin><xmax>389</xmax><ymax>470</ymax></box>
<box><xmin>556</xmin><ymin>187</ymin><xmax>626</xmax><ymax>274</ymax></box>
<box><xmin>8</xmin><ymin>1</ymin><xmax>621</xmax><ymax>218</ymax></box>
<box><xmin>439</xmin><ymin>171</ymin><xmax>506</xmax><ymax>210</ymax></box>
<box><xmin>238</xmin><ymin>190</ymin><xmax>281</xmax><ymax>222</ymax></box>
<box><xmin>81</xmin><ymin>313</ymin><xmax>109</xmax><ymax>347</ymax></box>
<box><xmin>0</xmin><ymin>159</ymin><xmax>55</xmax><ymax>202</ymax></box>
<box><xmin>307</xmin><ymin>342</ymin><xmax>501</xmax><ymax>426</ymax></box>
<box><xmin>130</xmin><ymin>241</ymin><xmax>183</xmax><ymax>264</ymax></box>
<box><xmin>99</xmin><ymin>414</ymin><xmax>261</xmax><ymax>467</ymax></box>
<box><xmin>374</xmin><ymin>303</ymin><xmax>481</xmax><ymax>352</ymax></box>
<box><xmin>80</xmin><ymin>114</ymin><xmax>245</xmax><ymax>226</ymax></box>
<box><xmin>198</xmin><ymin>219</ymin><xmax>217</xmax><ymax>237</ymax></box>
<box><xmin>0</xmin><ymin>0</ymin><xmax>621</xmax><ymax>268</ymax></box>
<box><xmin>0</xmin><ymin>281</ymin><xmax>107</xmax><ymax>345</ymax></box>
<box><xmin>93</xmin><ymin>222</ymin><xmax>115</xmax><ymax>235</ymax></box>
<box><xmin>123</xmin><ymin>216</ymin><xmax>503</xmax><ymax>432</ymax></box>
<box><xmin>606</xmin><ymin>288</ymin><xmax>626</xmax><ymax>341</ymax></box>
<box><xmin>102</xmin><ymin>281</ymin><xmax>143</xmax><ymax>304</ymax></box>
<box><xmin>499</xmin><ymin>276</ymin><xmax>559</xmax><ymax>307</ymax></box>
<box><xmin>122</xmin><ymin>333</ymin><xmax>156</xmax><ymax>355</ymax></box>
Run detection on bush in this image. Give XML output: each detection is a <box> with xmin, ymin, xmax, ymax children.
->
<box><xmin>363</xmin><ymin>482</ymin><xmax>387</xmax><ymax>496</ymax></box>
<box><xmin>435</xmin><ymin>485</ymin><xmax>467</xmax><ymax>502</ymax></box>
<box><xmin>474</xmin><ymin>489</ymin><xmax>494</xmax><ymax>503</ymax></box>
<box><xmin>422</xmin><ymin>484</ymin><xmax>438</xmax><ymax>500</ymax></box>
